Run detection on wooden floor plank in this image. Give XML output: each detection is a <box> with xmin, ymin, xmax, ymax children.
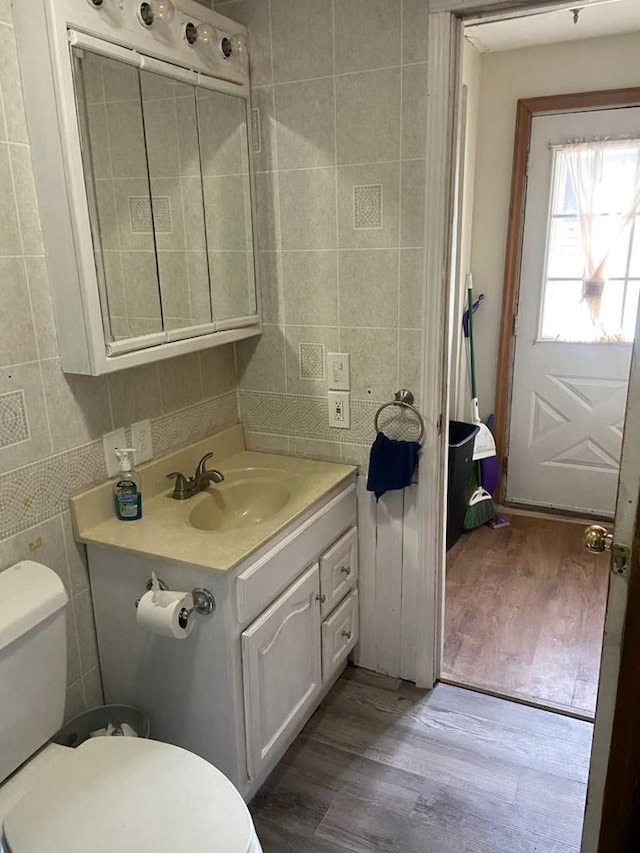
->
<box><xmin>443</xmin><ymin>514</ymin><xmax>609</xmax><ymax>717</ymax></box>
<box><xmin>250</xmin><ymin>667</ymin><xmax>590</xmax><ymax>853</ymax></box>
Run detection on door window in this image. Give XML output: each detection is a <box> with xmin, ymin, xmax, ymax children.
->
<box><xmin>540</xmin><ymin>142</ymin><xmax>640</xmax><ymax>343</ymax></box>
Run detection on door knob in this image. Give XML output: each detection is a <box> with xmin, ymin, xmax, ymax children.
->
<box><xmin>583</xmin><ymin>524</ymin><xmax>613</xmax><ymax>554</ymax></box>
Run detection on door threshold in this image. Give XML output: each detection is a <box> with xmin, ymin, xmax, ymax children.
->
<box><xmin>497</xmin><ymin>502</ymin><xmax>611</xmax><ymax>526</ymax></box>
<box><xmin>439</xmin><ymin>675</ymin><xmax>595</xmax><ymax>723</ymax></box>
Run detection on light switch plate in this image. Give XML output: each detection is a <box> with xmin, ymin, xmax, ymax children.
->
<box><xmin>327</xmin><ymin>352</ymin><xmax>350</xmax><ymax>390</ymax></box>
<box><xmin>328</xmin><ymin>391</ymin><xmax>350</xmax><ymax>429</ymax></box>
<box><xmin>131</xmin><ymin>419</ymin><xmax>153</xmax><ymax>464</ymax></box>
<box><xmin>102</xmin><ymin>428</ymin><xmax>127</xmax><ymax>478</ymax></box>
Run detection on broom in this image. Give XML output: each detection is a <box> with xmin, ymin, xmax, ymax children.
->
<box><xmin>463</xmin><ymin>278</ymin><xmax>495</xmax><ymax>529</ymax></box>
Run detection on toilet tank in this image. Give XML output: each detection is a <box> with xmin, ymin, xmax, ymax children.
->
<box><xmin>0</xmin><ymin>561</ymin><xmax>68</xmax><ymax>784</ymax></box>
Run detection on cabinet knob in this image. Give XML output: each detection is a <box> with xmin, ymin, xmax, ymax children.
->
<box><xmin>315</xmin><ymin>593</ymin><xmax>326</xmax><ymax>603</ymax></box>
<box><xmin>341</xmin><ymin>629</ymin><xmax>352</xmax><ymax>639</ymax></box>
<box><xmin>340</xmin><ymin>565</ymin><xmax>351</xmax><ymax>575</ymax></box>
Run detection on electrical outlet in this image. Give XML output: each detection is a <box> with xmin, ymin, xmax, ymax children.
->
<box><xmin>327</xmin><ymin>352</ymin><xmax>350</xmax><ymax>391</ymax></box>
<box><xmin>102</xmin><ymin>428</ymin><xmax>127</xmax><ymax>478</ymax></box>
<box><xmin>328</xmin><ymin>391</ymin><xmax>350</xmax><ymax>429</ymax></box>
<box><xmin>131</xmin><ymin>419</ymin><xmax>153</xmax><ymax>464</ymax></box>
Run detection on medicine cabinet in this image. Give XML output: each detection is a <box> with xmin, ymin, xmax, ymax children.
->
<box><xmin>14</xmin><ymin>0</ymin><xmax>260</xmax><ymax>375</ymax></box>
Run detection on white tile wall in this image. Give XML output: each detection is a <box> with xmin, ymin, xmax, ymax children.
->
<box><xmin>216</xmin><ymin>0</ymin><xmax>428</xmax><ymax>464</ymax></box>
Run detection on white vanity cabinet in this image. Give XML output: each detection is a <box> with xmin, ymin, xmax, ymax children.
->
<box><xmin>240</xmin><ymin>527</ymin><xmax>359</xmax><ymax>781</ymax></box>
<box><xmin>86</xmin><ymin>476</ymin><xmax>358</xmax><ymax>800</ymax></box>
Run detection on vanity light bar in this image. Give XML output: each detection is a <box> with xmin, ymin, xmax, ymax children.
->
<box><xmin>85</xmin><ymin>0</ymin><xmax>245</xmax><ymax>59</ymax></box>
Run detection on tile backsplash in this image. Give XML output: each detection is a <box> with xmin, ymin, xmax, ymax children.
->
<box><xmin>0</xmin><ymin>8</ymin><xmax>239</xmax><ymax>721</ymax></box>
<box><xmin>215</xmin><ymin>0</ymin><xmax>428</xmax><ymax>464</ymax></box>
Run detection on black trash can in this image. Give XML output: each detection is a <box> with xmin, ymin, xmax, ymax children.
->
<box><xmin>53</xmin><ymin>705</ymin><xmax>150</xmax><ymax>748</ymax></box>
<box><xmin>447</xmin><ymin>421</ymin><xmax>480</xmax><ymax>551</ymax></box>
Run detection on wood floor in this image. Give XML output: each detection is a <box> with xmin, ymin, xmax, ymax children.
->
<box><xmin>250</xmin><ymin>666</ymin><xmax>592</xmax><ymax>852</ymax></box>
<box><xmin>443</xmin><ymin>513</ymin><xmax>609</xmax><ymax>717</ymax></box>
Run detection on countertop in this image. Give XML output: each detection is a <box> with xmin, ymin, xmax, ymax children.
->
<box><xmin>71</xmin><ymin>428</ymin><xmax>356</xmax><ymax>573</ymax></box>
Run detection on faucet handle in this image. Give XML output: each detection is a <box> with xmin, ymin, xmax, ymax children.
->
<box><xmin>195</xmin><ymin>452</ymin><xmax>214</xmax><ymax>477</ymax></box>
<box><xmin>167</xmin><ymin>471</ymin><xmax>189</xmax><ymax>498</ymax></box>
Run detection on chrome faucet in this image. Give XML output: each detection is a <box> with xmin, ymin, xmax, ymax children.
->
<box><xmin>167</xmin><ymin>452</ymin><xmax>225</xmax><ymax>500</ymax></box>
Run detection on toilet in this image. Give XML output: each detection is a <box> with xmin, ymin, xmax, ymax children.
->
<box><xmin>0</xmin><ymin>561</ymin><xmax>263</xmax><ymax>852</ymax></box>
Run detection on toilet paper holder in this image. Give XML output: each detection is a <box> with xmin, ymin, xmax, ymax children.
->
<box><xmin>135</xmin><ymin>577</ymin><xmax>216</xmax><ymax>629</ymax></box>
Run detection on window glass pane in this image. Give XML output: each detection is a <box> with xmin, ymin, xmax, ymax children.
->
<box><xmin>552</xmin><ymin>158</ymin><xmax>577</xmax><ymax>215</ymax></box>
<box><xmin>622</xmin><ymin>281</ymin><xmax>640</xmax><ymax>341</ymax></box>
<box><xmin>629</xmin><ymin>217</ymin><xmax>640</xmax><ymax>270</ymax></box>
<box><xmin>546</xmin><ymin>216</ymin><xmax>583</xmax><ymax>278</ymax></box>
<box><xmin>540</xmin><ymin>279</ymin><xmax>584</xmax><ymax>340</ymax></box>
<box><xmin>605</xmin><ymin>218</ymin><xmax>632</xmax><ymax>278</ymax></box>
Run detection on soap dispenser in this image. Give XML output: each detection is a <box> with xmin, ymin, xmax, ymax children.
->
<box><xmin>113</xmin><ymin>448</ymin><xmax>143</xmax><ymax>521</ymax></box>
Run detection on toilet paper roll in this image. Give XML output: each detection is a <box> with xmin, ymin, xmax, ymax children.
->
<box><xmin>136</xmin><ymin>589</ymin><xmax>195</xmax><ymax>639</ymax></box>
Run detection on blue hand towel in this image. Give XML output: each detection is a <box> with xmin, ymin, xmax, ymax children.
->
<box><xmin>366</xmin><ymin>431</ymin><xmax>421</xmax><ymax>500</ymax></box>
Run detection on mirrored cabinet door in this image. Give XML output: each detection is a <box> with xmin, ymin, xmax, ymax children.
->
<box><xmin>197</xmin><ymin>88</ymin><xmax>258</xmax><ymax>322</ymax></box>
<box><xmin>72</xmin><ymin>47</ymin><xmax>258</xmax><ymax>351</ymax></box>
<box><xmin>139</xmin><ymin>70</ymin><xmax>213</xmax><ymax>333</ymax></box>
<box><xmin>73</xmin><ymin>49</ymin><xmax>164</xmax><ymax>341</ymax></box>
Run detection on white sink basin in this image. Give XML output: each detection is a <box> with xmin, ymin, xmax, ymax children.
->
<box><xmin>188</xmin><ymin>468</ymin><xmax>298</xmax><ymax>532</ymax></box>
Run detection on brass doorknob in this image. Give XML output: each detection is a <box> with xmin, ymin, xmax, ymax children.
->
<box><xmin>583</xmin><ymin>524</ymin><xmax>613</xmax><ymax>554</ymax></box>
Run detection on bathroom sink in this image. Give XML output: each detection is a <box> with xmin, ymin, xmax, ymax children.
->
<box><xmin>187</xmin><ymin>468</ymin><xmax>296</xmax><ymax>532</ymax></box>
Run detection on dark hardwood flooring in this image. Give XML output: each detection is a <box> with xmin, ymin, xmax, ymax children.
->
<box><xmin>443</xmin><ymin>513</ymin><xmax>609</xmax><ymax>718</ymax></box>
<box><xmin>250</xmin><ymin>666</ymin><xmax>592</xmax><ymax>852</ymax></box>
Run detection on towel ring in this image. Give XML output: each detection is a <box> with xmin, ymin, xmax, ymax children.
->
<box><xmin>374</xmin><ymin>389</ymin><xmax>425</xmax><ymax>443</ymax></box>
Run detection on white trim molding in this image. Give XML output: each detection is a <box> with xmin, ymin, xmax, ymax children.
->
<box><xmin>415</xmin><ymin>11</ymin><xmax>461</xmax><ymax>688</ymax></box>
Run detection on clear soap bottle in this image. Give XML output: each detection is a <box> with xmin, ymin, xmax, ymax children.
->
<box><xmin>112</xmin><ymin>448</ymin><xmax>143</xmax><ymax>521</ymax></box>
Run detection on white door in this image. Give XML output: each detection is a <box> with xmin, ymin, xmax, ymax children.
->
<box><xmin>241</xmin><ymin>563</ymin><xmax>322</xmax><ymax>780</ymax></box>
<box><xmin>581</xmin><ymin>303</ymin><xmax>640</xmax><ymax>851</ymax></box>
<box><xmin>507</xmin><ymin>109</ymin><xmax>640</xmax><ymax>517</ymax></box>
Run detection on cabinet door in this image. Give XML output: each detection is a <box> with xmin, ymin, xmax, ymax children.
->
<box><xmin>242</xmin><ymin>564</ymin><xmax>322</xmax><ymax>780</ymax></box>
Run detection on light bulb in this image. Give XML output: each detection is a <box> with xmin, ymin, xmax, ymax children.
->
<box><xmin>138</xmin><ymin>0</ymin><xmax>174</xmax><ymax>27</ymax></box>
<box><xmin>152</xmin><ymin>0</ymin><xmax>175</xmax><ymax>21</ymax></box>
<box><xmin>196</xmin><ymin>22</ymin><xmax>216</xmax><ymax>44</ymax></box>
<box><xmin>229</xmin><ymin>33</ymin><xmax>248</xmax><ymax>56</ymax></box>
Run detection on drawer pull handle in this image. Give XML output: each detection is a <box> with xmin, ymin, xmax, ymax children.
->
<box><xmin>340</xmin><ymin>565</ymin><xmax>351</xmax><ymax>575</ymax></box>
<box><xmin>315</xmin><ymin>593</ymin><xmax>326</xmax><ymax>603</ymax></box>
<box><xmin>341</xmin><ymin>630</ymin><xmax>352</xmax><ymax>639</ymax></box>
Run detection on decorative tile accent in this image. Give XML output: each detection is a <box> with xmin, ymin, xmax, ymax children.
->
<box><xmin>353</xmin><ymin>184</ymin><xmax>383</xmax><ymax>230</ymax></box>
<box><xmin>375</xmin><ymin>405</ymin><xmax>423</xmax><ymax>442</ymax></box>
<box><xmin>299</xmin><ymin>343</ymin><xmax>325</xmax><ymax>380</ymax></box>
<box><xmin>0</xmin><ymin>390</ymin><xmax>30</xmax><ymax>448</ymax></box>
<box><xmin>128</xmin><ymin>196</ymin><xmax>172</xmax><ymax>234</ymax></box>
<box><xmin>251</xmin><ymin>107</ymin><xmax>262</xmax><ymax>154</ymax></box>
<box><xmin>0</xmin><ymin>440</ymin><xmax>105</xmax><ymax>541</ymax></box>
<box><xmin>0</xmin><ymin>391</ymin><xmax>238</xmax><ymax>542</ymax></box>
<box><xmin>239</xmin><ymin>390</ymin><xmax>378</xmax><ymax>445</ymax></box>
<box><xmin>151</xmin><ymin>391</ymin><xmax>239</xmax><ymax>457</ymax></box>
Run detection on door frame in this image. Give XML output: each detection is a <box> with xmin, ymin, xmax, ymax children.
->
<box><xmin>422</xmin><ymin>2</ymin><xmax>640</xmax><ymax>851</ymax></box>
<box><xmin>494</xmin><ymin>87</ymin><xmax>640</xmax><ymax>503</ymax></box>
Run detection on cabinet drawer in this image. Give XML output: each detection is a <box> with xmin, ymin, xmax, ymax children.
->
<box><xmin>319</xmin><ymin>526</ymin><xmax>358</xmax><ymax>618</ymax></box>
<box><xmin>236</xmin><ymin>483</ymin><xmax>356</xmax><ymax>625</ymax></box>
<box><xmin>322</xmin><ymin>589</ymin><xmax>358</xmax><ymax>683</ymax></box>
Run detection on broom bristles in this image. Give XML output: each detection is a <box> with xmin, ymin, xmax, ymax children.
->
<box><xmin>463</xmin><ymin>487</ymin><xmax>496</xmax><ymax>530</ymax></box>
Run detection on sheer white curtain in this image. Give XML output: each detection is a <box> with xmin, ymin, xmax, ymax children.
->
<box><xmin>564</xmin><ymin>139</ymin><xmax>640</xmax><ymax>338</ymax></box>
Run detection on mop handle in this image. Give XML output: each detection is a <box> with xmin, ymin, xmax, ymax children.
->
<box><xmin>466</xmin><ymin>274</ymin><xmax>478</xmax><ymax>401</ymax></box>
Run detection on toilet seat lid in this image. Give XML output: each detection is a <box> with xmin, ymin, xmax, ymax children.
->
<box><xmin>3</xmin><ymin>737</ymin><xmax>255</xmax><ymax>853</ymax></box>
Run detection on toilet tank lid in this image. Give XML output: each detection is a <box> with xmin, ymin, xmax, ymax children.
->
<box><xmin>0</xmin><ymin>561</ymin><xmax>68</xmax><ymax>651</ymax></box>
